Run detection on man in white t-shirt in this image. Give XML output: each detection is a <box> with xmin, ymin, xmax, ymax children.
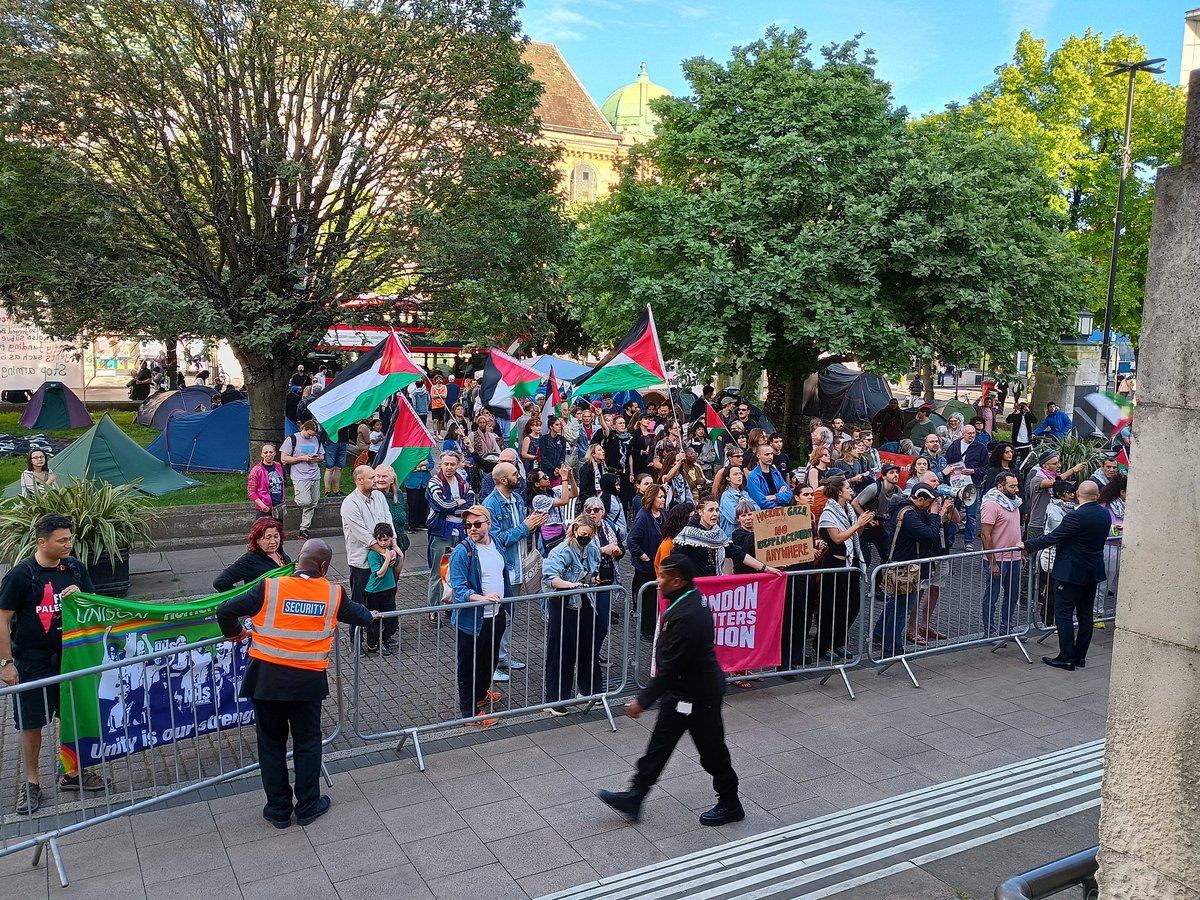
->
<box><xmin>448</xmin><ymin>505</ymin><xmax>510</xmax><ymax>728</ymax></box>
<box><xmin>281</xmin><ymin>419</ymin><xmax>324</xmax><ymax>539</ymax></box>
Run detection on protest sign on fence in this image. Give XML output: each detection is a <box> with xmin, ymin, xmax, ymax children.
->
<box><xmin>656</xmin><ymin>573</ymin><xmax>786</xmax><ymax>672</ymax></box>
<box><xmin>752</xmin><ymin>504</ymin><xmax>815</xmax><ymax>567</ymax></box>
<box><xmin>58</xmin><ymin>565</ymin><xmax>291</xmax><ymax>776</ymax></box>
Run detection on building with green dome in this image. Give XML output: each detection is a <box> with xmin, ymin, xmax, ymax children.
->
<box><xmin>601</xmin><ymin>63</ymin><xmax>671</xmax><ymax>142</ymax></box>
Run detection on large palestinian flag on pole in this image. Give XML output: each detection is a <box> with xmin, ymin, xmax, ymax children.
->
<box><xmin>541</xmin><ymin>367</ymin><xmax>567</xmax><ymax>431</ymax></box>
<box><xmin>703</xmin><ymin>401</ymin><xmax>726</xmax><ymax>448</ymax></box>
<box><xmin>373</xmin><ymin>393</ymin><xmax>436</xmax><ymax>482</ymax></box>
<box><xmin>571</xmin><ymin>306</ymin><xmax>668</xmax><ymax>396</ymax></box>
<box><xmin>481</xmin><ymin>349</ymin><xmax>542</xmax><ymax>418</ymax></box>
<box><xmin>307</xmin><ymin>332</ymin><xmax>424</xmax><ymax>436</ymax></box>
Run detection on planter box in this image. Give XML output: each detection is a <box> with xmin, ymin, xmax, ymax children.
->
<box><xmin>89</xmin><ymin>550</ymin><xmax>131</xmax><ymax>597</ymax></box>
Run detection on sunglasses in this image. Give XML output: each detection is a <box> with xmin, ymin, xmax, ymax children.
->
<box><xmin>464</xmin><ymin>520</ymin><xmax>487</xmax><ymax>530</ymax></box>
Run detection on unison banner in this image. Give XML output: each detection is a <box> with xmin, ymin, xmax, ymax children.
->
<box><xmin>58</xmin><ymin>565</ymin><xmax>291</xmax><ymax>776</ymax></box>
<box><xmin>657</xmin><ymin>573</ymin><xmax>786</xmax><ymax>673</ymax></box>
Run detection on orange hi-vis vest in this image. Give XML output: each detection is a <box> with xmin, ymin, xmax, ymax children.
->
<box><xmin>249</xmin><ymin>575</ymin><xmax>342</xmax><ymax>671</ymax></box>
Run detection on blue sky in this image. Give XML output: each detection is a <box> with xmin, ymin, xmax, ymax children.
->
<box><xmin>518</xmin><ymin>0</ymin><xmax>1186</xmax><ymax>118</ymax></box>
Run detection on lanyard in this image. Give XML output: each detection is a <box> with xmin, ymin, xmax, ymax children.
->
<box><xmin>660</xmin><ymin>588</ymin><xmax>696</xmax><ymax>622</ymax></box>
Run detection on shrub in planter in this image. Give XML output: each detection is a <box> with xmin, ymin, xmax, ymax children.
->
<box><xmin>0</xmin><ymin>478</ymin><xmax>156</xmax><ymax>597</ymax></box>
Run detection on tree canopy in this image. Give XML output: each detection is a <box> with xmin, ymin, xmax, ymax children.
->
<box><xmin>566</xmin><ymin>28</ymin><xmax>1090</xmax><ymax>418</ymax></box>
<box><xmin>942</xmin><ymin>30</ymin><xmax>1186</xmax><ymax>342</ymax></box>
<box><xmin>0</xmin><ymin>0</ymin><xmax>570</xmax><ymax>440</ymax></box>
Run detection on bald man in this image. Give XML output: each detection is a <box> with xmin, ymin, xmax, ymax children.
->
<box><xmin>1022</xmin><ymin>480</ymin><xmax>1112</xmax><ymax>671</ymax></box>
<box><xmin>480</xmin><ymin>448</ymin><xmax>525</xmax><ymax>500</ymax></box>
<box><xmin>340</xmin><ymin>466</ymin><xmax>392</xmax><ymax>614</ymax></box>
<box><xmin>216</xmin><ymin>539</ymin><xmax>376</xmax><ymax>828</ymax></box>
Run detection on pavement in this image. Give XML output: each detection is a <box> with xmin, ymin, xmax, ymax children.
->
<box><xmin>0</xmin><ymin>528</ymin><xmax>1112</xmax><ymax>900</ymax></box>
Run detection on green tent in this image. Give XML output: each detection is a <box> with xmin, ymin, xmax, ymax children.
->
<box><xmin>6</xmin><ymin>414</ymin><xmax>200</xmax><ymax>497</ymax></box>
<box><xmin>935</xmin><ymin>399</ymin><xmax>979</xmax><ymax>426</ymax></box>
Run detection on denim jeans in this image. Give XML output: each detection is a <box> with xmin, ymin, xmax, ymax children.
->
<box><xmin>961</xmin><ymin>490</ymin><xmax>982</xmax><ymax>546</ymax></box>
<box><xmin>873</xmin><ymin>589</ymin><xmax>918</xmax><ymax>656</ymax></box>
<box><xmin>982</xmin><ymin>559</ymin><xmax>1022</xmax><ymax>636</ymax></box>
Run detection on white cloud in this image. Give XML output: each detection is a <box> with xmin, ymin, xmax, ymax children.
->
<box><xmin>1000</xmin><ymin>0</ymin><xmax>1057</xmax><ymax>36</ymax></box>
<box><xmin>521</xmin><ymin>0</ymin><xmax>605</xmax><ymax>42</ymax></box>
<box><xmin>676</xmin><ymin>3</ymin><xmax>711</xmax><ymax>20</ymax></box>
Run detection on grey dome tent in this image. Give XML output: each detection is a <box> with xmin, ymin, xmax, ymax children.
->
<box><xmin>135</xmin><ymin>386</ymin><xmax>219</xmax><ymax>429</ymax></box>
<box><xmin>800</xmin><ymin>364</ymin><xmax>895</xmax><ymax>424</ymax></box>
<box><xmin>18</xmin><ymin>382</ymin><xmax>93</xmax><ymax>430</ymax></box>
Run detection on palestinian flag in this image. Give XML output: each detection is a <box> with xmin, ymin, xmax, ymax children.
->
<box><xmin>1116</xmin><ymin>447</ymin><xmax>1130</xmax><ymax>471</ymax></box>
<box><xmin>541</xmin><ymin>367</ymin><xmax>567</xmax><ymax>431</ymax></box>
<box><xmin>482</xmin><ymin>349</ymin><xmax>542</xmax><ymax>418</ymax></box>
<box><xmin>703</xmin><ymin>400</ymin><xmax>726</xmax><ymax>447</ymax></box>
<box><xmin>507</xmin><ymin>399</ymin><xmax>523</xmax><ymax>450</ymax></box>
<box><xmin>373</xmin><ymin>393</ymin><xmax>436</xmax><ymax>482</ymax></box>
<box><xmin>571</xmin><ymin>305</ymin><xmax>668</xmax><ymax>396</ymax></box>
<box><xmin>307</xmin><ymin>332</ymin><xmax>423</xmax><ymax>436</ymax></box>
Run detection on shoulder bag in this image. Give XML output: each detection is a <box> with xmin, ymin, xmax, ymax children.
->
<box><xmin>882</xmin><ymin>508</ymin><xmax>921</xmax><ymax>596</ymax></box>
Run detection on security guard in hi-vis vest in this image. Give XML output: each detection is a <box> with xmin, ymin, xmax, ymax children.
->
<box><xmin>217</xmin><ymin>539</ymin><xmax>376</xmax><ymax>829</ymax></box>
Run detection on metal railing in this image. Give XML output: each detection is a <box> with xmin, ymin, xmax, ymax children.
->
<box><xmin>0</xmin><ymin>635</ymin><xmax>342</xmax><ymax>887</ymax></box>
<box><xmin>349</xmin><ymin>585</ymin><xmax>627</xmax><ymax>770</ymax></box>
<box><xmin>634</xmin><ymin>567</ymin><xmax>867</xmax><ymax>699</ymax></box>
<box><xmin>868</xmin><ymin>546</ymin><xmax>1033</xmax><ymax>687</ymax></box>
<box><xmin>994</xmin><ymin>847</ymin><xmax>1099</xmax><ymax>899</ymax></box>
<box><xmin>1029</xmin><ymin>542</ymin><xmax>1122</xmax><ymax>648</ymax></box>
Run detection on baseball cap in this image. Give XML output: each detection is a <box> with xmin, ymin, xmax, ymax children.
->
<box><xmin>911</xmin><ymin>484</ymin><xmax>937</xmax><ymax>501</ymax></box>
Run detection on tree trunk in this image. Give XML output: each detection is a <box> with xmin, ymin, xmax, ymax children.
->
<box><xmin>163</xmin><ymin>336</ymin><xmax>178</xmax><ymax>386</ymax></box>
<box><xmin>236</xmin><ymin>345</ymin><xmax>291</xmax><ymax>459</ymax></box>
<box><xmin>764</xmin><ymin>367</ymin><xmax>787</xmax><ymax>441</ymax></box>
<box><xmin>924</xmin><ymin>359</ymin><xmax>936</xmax><ymax>405</ymax></box>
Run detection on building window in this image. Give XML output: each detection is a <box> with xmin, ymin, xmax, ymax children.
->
<box><xmin>570</xmin><ymin>163</ymin><xmax>597</xmax><ymax>202</ymax></box>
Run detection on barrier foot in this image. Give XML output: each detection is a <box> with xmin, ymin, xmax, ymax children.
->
<box><xmin>321</xmin><ymin>760</ymin><xmax>334</xmax><ymax>788</ymax></box>
<box><xmin>898</xmin><ymin>656</ymin><xmax>920</xmax><ymax>688</ymax></box>
<box><xmin>1014</xmin><ymin>638</ymin><xmax>1033</xmax><ymax>664</ymax></box>
<box><xmin>394</xmin><ymin>730</ymin><xmax>427</xmax><ymax>772</ymax></box>
<box><xmin>819</xmin><ymin>666</ymin><xmax>856</xmax><ymax>700</ymax></box>
<box><xmin>31</xmin><ymin>836</ymin><xmax>69</xmax><ymax>887</ymax></box>
<box><xmin>1036</xmin><ymin>629</ymin><xmax>1054</xmax><ymax>645</ymax></box>
<box><xmin>600</xmin><ymin>695</ymin><xmax>618</xmax><ymax>732</ymax></box>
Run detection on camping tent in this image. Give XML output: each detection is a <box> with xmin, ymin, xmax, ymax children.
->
<box><xmin>147</xmin><ymin>401</ymin><xmax>250</xmax><ymax>473</ymax></box>
<box><xmin>935</xmin><ymin>399</ymin><xmax>979</xmax><ymax>426</ymax></box>
<box><xmin>135</xmin><ymin>386</ymin><xmax>219</xmax><ymax>429</ymax></box>
<box><xmin>800</xmin><ymin>364</ymin><xmax>895</xmax><ymax>424</ymax></box>
<box><xmin>14</xmin><ymin>414</ymin><xmax>201</xmax><ymax>496</ymax></box>
<box><xmin>528</xmin><ymin>354</ymin><xmax>592</xmax><ymax>383</ymax></box>
<box><xmin>18</xmin><ymin>382</ymin><xmax>93</xmax><ymax>430</ymax></box>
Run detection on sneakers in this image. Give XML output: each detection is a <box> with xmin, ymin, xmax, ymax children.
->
<box><xmin>58</xmin><ymin>770</ymin><xmax>110</xmax><ymax>793</ymax></box>
<box><xmin>497</xmin><ymin>659</ymin><xmax>526</xmax><ymax>671</ymax></box>
<box><xmin>546</xmin><ymin>707</ymin><xmax>570</xmax><ymax>717</ymax></box>
<box><xmin>15</xmin><ymin>782</ymin><xmax>41</xmax><ymax>814</ymax></box>
<box><xmin>297</xmin><ymin>529</ymin><xmax>310</xmax><ymax>540</ymax></box>
<box><xmin>491</xmin><ymin>668</ymin><xmax>511</xmax><ymax>683</ymax></box>
<box><xmin>465</xmin><ymin>717</ymin><xmax>498</xmax><ymax>728</ymax></box>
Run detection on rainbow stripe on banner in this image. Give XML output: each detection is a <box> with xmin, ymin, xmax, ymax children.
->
<box><xmin>58</xmin><ymin>565</ymin><xmax>293</xmax><ymax>776</ymax></box>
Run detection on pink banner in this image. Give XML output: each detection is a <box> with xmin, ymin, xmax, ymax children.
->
<box><xmin>657</xmin><ymin>573</ymin><xmax>787</xmax><ymax>672</ymax></box>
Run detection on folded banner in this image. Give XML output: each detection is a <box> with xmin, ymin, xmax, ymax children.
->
<box><xmin>656</xmin><ymin>573</ymin><xmax>786</xmax><ymax>673</ymax></box>
<box><xmin>58</xmin><ymin>565</ymin><xmax>293</xmax><ymax>776</ymax></box>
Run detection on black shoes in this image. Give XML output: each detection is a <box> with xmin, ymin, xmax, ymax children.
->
<box><xmin>700</xmin><ymin>799</ymin><xmax>746</xmax><ymax>827</ymax></box>
<box><xmin>263</xmin><ymin>806</ymin><xmax>291</xmax><ymax>829</ymax></box>
<box><xmin>1042</xmin><ymin>656</ymin><xmax>1076</xmax><ymax>672</ymax></box>
<box><xmin>1074</xmin><ymin>658</ymin><xmax>1086</xmax><ymax>669</ymax></box>
<box><xmin>297</xmin><ymin>795</ymin><xmax>331</xmax><ymax>826</ymax></box>
<box><xmin>598</xmin><ymin>789</ymin><xmax>646</xmax><ymax>822</ymax></box>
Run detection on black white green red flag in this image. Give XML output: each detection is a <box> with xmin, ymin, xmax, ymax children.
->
<box><xmin>307</xmin><ymin>332</ymin><xmax>424</xmax><ymax>436</ymax></box>
<box><xmin>703</xmin><ymin>401</ymin><xmax>726</xmax><ymax>447</ymax></box>
<box><xmin>481</xmin><ymin>349</ymin><xmax>542</xmax><ymax>418</ymax></box>
<box><xmin>373</xmin><ymin>393</ymin><xmax>436</xmax><ymax>482</ymax></box>
<box><xmin>570</xmin><ymin>306</ymin><xmax>668</xmax><ymax>396</ymax></box>
<box><xmin>541</xmin><ymin>367</ymin><xmax>567</xmax><ymax>431</ymax></box>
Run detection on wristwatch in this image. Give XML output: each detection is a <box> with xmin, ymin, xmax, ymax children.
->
<box><xmin>0</xmin><ymin>659</ymin><xmax>11</xmax><ymax>669</ymax></box>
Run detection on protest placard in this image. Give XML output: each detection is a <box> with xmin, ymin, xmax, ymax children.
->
<box><xmin>751</xmin><ymin>504</ymin><xmax>815</xmax><ymax>567</ymax></box>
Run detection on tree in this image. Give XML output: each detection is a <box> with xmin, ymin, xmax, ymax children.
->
<box><xmin>944</xmin><ymin>30</ymin><xmax>1187</xmax><ymax>341</ymax></box>
<box><xmin>566</xmin><ymin>28</ymin><xmax>1087</xmax><ymax>439</ymax></box>
<box><xmin>0</xmin><ymin>0</ymin><xmax>569</xmax><ymax>445</ymax></box>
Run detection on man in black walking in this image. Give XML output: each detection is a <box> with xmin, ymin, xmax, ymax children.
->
<box><xmin>1021</xmin><ymin>480</ymin><xmax>1111</xmax><ymax>671</ymax></box>
<box><xmin>597</xmin><ymin>553</ymin><xmax>743</xmax><ymax>826</ymax></box>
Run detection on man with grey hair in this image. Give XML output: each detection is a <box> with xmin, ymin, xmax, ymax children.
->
<box><xmin>340</xmin><ymin>465</ymin><xmax>391</xmax><ymax>614</ymax></box>
<box><xmin>482</xmin><ymin>461</ymin><xmax>545</xmax><ymax>679</ymax></box>
<box><xmin>480</xmin><ymin>447</ymin><xmax>525</xmax><ymax>501</ymax></box>
<box><xmin>426</xmin><ymin>450</ymin><xmax>475</xmax><ymax>609</ymax></box>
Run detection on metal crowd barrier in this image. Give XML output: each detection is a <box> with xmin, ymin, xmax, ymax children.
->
<box><xmin>994</xmin><ymin>847</ymin><xmax>1099</xmax><ymax>899</ymax></box>
<box><xmin>633</xmin><ymin>567</ymin><xmax>866</xmax><ymax>699</ymax></box>
<box><xmin>349</xmin><ymin>585</ymin><xmax>627</xmax><ymax>770</ymax></box>
<box><xmin>0</xmin><ymin>634</ymin><xmax>342</xmax><ymax>887</ymax></box>
<box><xmin>868</xmin><ymin>546</ymin><xmax>1033</xmax><ymax>687</ymax></box>
<box><xmin>1029</xmin><ymin>542</ymin><xmax>1122</xmax><ymax>647</ymax></box>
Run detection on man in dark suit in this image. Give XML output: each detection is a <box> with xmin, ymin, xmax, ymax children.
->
<box><xmin>597</xmin><ymin>554</ymin><xmax>743</xmax><ymax>827</ymax></box>
<box><xmin>1022</xmin><ymin>481</ymin><xmax>1111</xmax><ymax>671</ymax></box>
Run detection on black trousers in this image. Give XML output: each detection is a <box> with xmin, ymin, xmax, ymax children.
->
<box><xmin>406</xmin><ymin>488</ymin><xmax>428</xmax><ymax>530</ymax></box>
<box><xmin>632</xmin><ymin>698</ymin><xmax>738</xmax><ymax>802</ymax></box>
<box><xmin>456</xmin><ymin>608</ymin><xmax>505</xmax><ymax>719</ymax></box>
<box><xmin>780</xmin><ymin>566</ymin><xmax>817</xmax><ymax>670</ymax></box>
<box><xmin>632</xmin><ymin>568</ymin><xmax>658</xmax><ymax>639</ymax></box>
<box><xmin>860</xmin><ymin>526</ymin><xmax>887</xmax><ymax>570</ymax></box>
<box><xmin>363</xmin><ymin>587</ymin><xmax>398</xmax><ymax>648</ymax></box>
<box><xmin>252</xmin><ymin>697</ymin><xmax>323</xmax><ymax>822</ymax></box>
<box><xmin>1053</xmin><ymin>580</ymin><xmax>1097</xmax><ymax>663</ymax></box>
<box><xmin>816</xmin><ymin>568</ymin><xmax>862</xmax><ymax>655</ymax></box>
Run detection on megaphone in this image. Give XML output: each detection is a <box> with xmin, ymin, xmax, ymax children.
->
<box><xmin>938</xmin><ymin>475</ymin><xmax>978</xmax><ymax>506</ymax></box>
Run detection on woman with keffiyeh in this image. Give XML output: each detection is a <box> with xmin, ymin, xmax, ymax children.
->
<box><xmin>670</xmin><ymin>496</ymin><xmax>781</xmax><ymax>580</ymax></box>
<box><xmin>815</xmin><ymin>476</ymin><xmax>874</xmax><ymax>662</ymax></box>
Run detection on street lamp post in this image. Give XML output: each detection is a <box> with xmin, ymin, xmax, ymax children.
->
<box><xmin>1100</xmin><ymin>57</ymin><xmax>1166</xmax><ymax>392</ymax></box>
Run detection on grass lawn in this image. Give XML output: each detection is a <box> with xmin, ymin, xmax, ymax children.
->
<box><xmin>0</xmin><ymin>409</ymin><xmax>354</xmax><ymax>507</ymax></box>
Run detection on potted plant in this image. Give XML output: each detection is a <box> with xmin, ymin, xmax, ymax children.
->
<box><xmin>0</xmin><ymin>477</ymin><xmax>156</xmax><ymax>597</ymax></box>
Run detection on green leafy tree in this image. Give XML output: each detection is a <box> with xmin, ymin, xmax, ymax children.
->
<box><xmin>567</xmin><ymin>28</ymin><xmax>1087</xmax><ymax>439</ymax></box>
<box><xmin>945</xmin><ymin>30</ymin><xmax>1186</xmax><ymax>341</ymax></box>
<box><xmin>0</xmin><ymin>0</ymin><xmax>569</xmax><ymax>444</ymax></box>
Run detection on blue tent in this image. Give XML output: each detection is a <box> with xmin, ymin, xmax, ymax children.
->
<box><xmin>147</xmin><ymin>401</ymin><xmax>250</xmax><ymax>473</ymax></box>
<box><xmin>528</xmin><ymin>354</ymin><xmax>592</xmax><ymax>383</ymax></box>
